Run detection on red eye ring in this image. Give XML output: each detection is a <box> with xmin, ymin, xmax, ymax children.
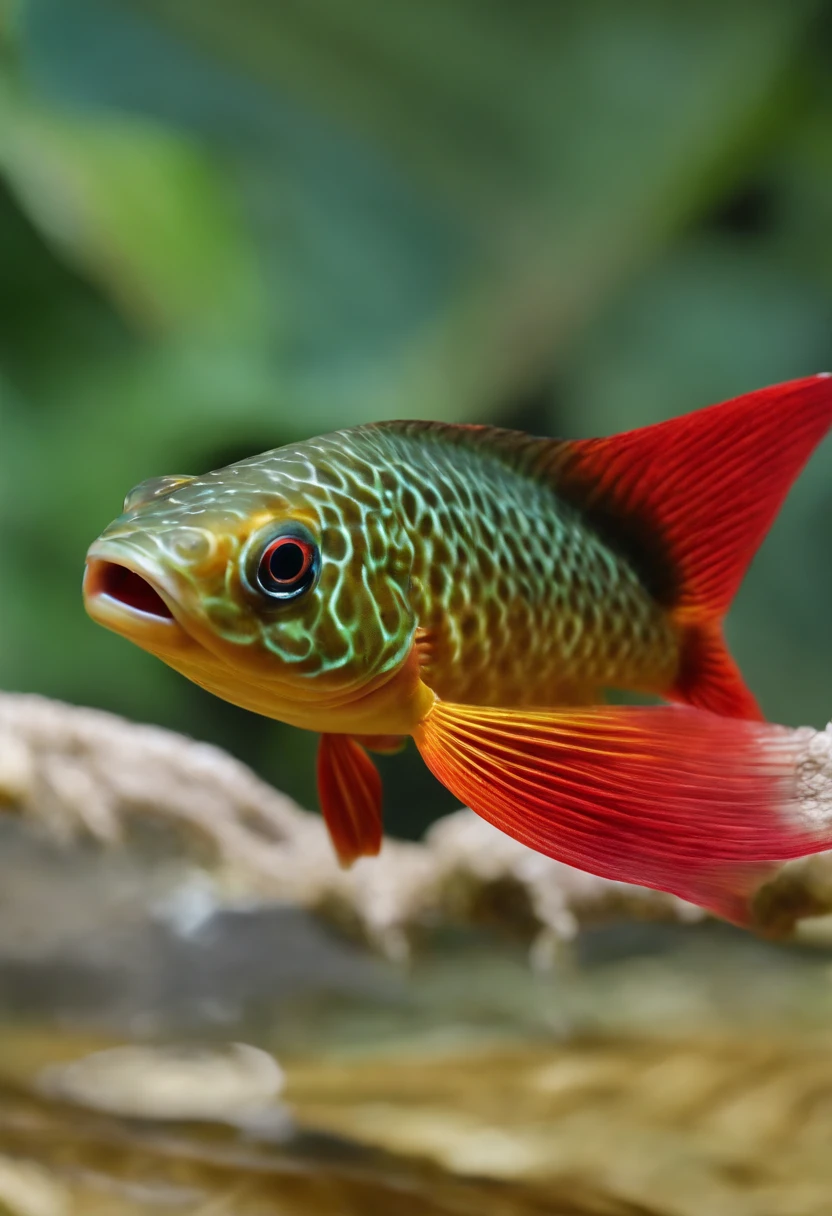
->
<box><xmin>256</xmin><ymin>533</ymin><xmax>318</xmax><ymax>600</ymax></box>
<box><xmin>263</xmin><ymin>537</ymin><xmax>313</xmax><ymax>584</ymax></box>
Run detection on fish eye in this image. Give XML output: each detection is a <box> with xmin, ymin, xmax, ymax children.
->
<box><xmin>255</xmin><ymin>529</ymin><xmax>319</xmax><ymax>601</ymax></box>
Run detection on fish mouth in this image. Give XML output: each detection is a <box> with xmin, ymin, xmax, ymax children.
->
<box><xmin>88</xmin><ymin>561</ymin><xmax>174</xmax><ymax>619</ymax></box>
<box><xmin>83</xmin><ymin>544</ymin><xmax>189</xmax><ymax>651</ymax></box>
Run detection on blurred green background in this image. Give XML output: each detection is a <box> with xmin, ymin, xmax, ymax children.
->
<box><xmin>2</xmin><ymin>0</ymin><xmax>831</xmax><ymax>838</ymax></box>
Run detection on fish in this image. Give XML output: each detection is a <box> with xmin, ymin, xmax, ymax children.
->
<box><xmin>83</xmin><ymin>375</ymin><xmax>832</xmax><ymax>925</ymax></box>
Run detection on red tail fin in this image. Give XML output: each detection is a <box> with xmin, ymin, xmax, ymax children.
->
<box><xmin>415</xmin><ymin>699</ymin><xmax>821</xmax><ymax>926</ymax></box>
<box><xmin>556</xmin><ymin>374</ymin><xmax>832</xmax><ymax>718</ymax></box>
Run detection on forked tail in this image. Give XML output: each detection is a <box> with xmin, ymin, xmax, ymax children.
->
<box><xmin>552</xmin><ymin>374</ymin><xmax>832</xmax><ymax>718</ymax></box>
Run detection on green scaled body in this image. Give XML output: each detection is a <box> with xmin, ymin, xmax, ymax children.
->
<box><xmin>98</xmin><ymin>421</ymin><xmax>679</xmax><ymax>709</ymax></box>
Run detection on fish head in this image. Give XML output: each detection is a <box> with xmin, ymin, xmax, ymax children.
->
<box><xmin>83</xmin><ymin>438</ymin><xmax>423</xmax><ymax>732</ymax></box>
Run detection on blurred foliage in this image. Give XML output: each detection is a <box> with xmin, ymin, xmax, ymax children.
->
<box><xmin>1</xmin><ymin>0</ymin><xmax>831</xmax><ymax>834</ymax></box>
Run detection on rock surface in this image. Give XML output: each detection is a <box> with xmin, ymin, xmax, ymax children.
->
<box><xmin>5</xmin><ymin>692</ymin><xmax>832</xmax><ymax>949</ymax></box>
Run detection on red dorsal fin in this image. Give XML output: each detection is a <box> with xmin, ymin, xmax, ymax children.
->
<box><xmin>376</xmin><ymin>376</ymin><xmax>831</xmax><ymax>719</ymax></box>
<box><xmin>550</xmin><ymin>374</ymin><xmax>832</xmax><ymax>719</ymax></box>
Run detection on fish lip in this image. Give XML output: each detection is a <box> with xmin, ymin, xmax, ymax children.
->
<box><xmin>83</xmin><ymin>541</ymin><xmax>191</xmax><ymax>649</ymax></box>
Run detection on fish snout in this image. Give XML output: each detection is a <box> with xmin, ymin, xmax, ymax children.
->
<box><xmin>83</xmin><ymin>543</ymin><xmax>188</xmax><ymax>652</ymax></box>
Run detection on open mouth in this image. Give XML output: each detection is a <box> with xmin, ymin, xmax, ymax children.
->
<box><xmin>97</xmin><ymin>562</ymin><xmax>173</xmax><ymax>619</ymax></box>
<box><xmin>84</xmin><ymin>557</ymin><xmax>174</xmax><ymax>623</ymax></box>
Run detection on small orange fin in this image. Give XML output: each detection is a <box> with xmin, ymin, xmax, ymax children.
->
<box><xmin>317</xmin><ymin>734</ymin><xmax>383</xmax><ymax>867</ymax></box>
<box><xmin>553</xmin><ymin>374</ymin><xmax>832</xmax><ymax>718</ymax></box>
<box><xmin>414</xmin><ymin>699</ymin><xmax>826</xmax><ymax>924</ymax></box>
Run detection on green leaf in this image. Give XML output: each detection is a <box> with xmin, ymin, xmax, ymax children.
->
<box><xmin>0</xmin><ymin>89</ymin><xmax>263</xmax><ymax>337</ymax></box>
<box><xmin>21</xmin><ymin>0</ymin><xmax>822</xmax><ymax>419</ymax></box>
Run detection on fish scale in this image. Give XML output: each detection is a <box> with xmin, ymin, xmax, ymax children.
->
<box><xmin>95</xmin><ymin>422</ymin><xmax>677</xmax><ymax>702</ymax></box>
<box><xmin>362</xmin><ymin>421</ymin><xmax>679</xmax><ymax>707</ymax></box>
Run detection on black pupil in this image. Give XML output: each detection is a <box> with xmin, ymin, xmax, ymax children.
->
<box><xmin>269</xmin><ymin>541</ymin><xmax>305</xmax><ymax>583</ymax></box>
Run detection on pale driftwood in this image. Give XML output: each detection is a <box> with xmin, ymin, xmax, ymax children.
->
<box><xmin>1</xmin><ymin>692</ymin><xmax>832</xmax><ymax>954</ymax></box>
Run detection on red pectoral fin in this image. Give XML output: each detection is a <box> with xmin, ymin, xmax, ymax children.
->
<box><xmin>414</xmin><ymin>700</ymin><xmax>823</xmax><ymax>925</ymax></box>
<box><xmin>317</xmin><ymin>734</ymin><xmax>383</xmax><ymax>867</ymax></box>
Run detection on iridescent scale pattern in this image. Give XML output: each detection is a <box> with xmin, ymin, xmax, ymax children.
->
<box><xmin>102</xmin><ymin>420</ymin><xmax>680</xmax><ymax>707</ymax></box>
<box><xmin>362</xmin><ymin>423</ymin><xmax>679</xmax><ymax>706</ymax></box>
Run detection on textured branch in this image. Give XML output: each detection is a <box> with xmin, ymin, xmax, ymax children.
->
<box><xmin>1</xmin><ymin>693</ymin><xmax>831</xmax><ymax>955</ymax></box>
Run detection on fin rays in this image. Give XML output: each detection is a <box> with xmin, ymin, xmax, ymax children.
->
<box><xmin>316</xmin><ymin>734</ymin><xmax>383</xmax><ymax>866</ymax></box>
<box><xmin>414</xmin><ymin>699</ymin><xmax>820</xmax><ymax>922</ymax></box>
